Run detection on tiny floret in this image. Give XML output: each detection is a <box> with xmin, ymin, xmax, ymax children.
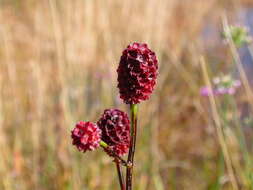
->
<box><xmin>71</xmin><ymin>121</ymin><xmax>101</xmax><ymax>152</ymax></box>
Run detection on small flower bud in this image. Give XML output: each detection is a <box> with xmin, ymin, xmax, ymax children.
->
<box><xmin>71</xmin><ymin>121</ymin><xmax>101</xmax><ymax>152</ymax></box>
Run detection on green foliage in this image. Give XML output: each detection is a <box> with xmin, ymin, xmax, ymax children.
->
<box><xmin>222</xmin><ymin>25</ymin><xmax>252</xmax><ymax>47</ymax></box>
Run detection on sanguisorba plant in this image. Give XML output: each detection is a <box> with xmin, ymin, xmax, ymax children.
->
<box><xmin>71</xmin><ymin>42</ymin><xmax>158</xmax><ymax>190</ymax></box>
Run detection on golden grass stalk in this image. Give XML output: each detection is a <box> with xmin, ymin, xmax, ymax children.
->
<box><xmin>222</xmin><ymin>15</ymin><xmax>253</xmax><ymax>110</ymax></box>
<box><xmin>200</xmin><ymin>57</ymin><xmax>239</xmax><ymax>190</ymax></box>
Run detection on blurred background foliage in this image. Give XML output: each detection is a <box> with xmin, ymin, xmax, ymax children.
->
<box><xmin>1</xmin><ymin>0</ymin><xmax>253</xmax><ymax>189</ymax></box>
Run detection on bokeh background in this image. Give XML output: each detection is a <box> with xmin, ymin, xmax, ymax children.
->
<box><xmin>1</xmin><ymin>0</ymin><xmax>253</xmax><ymax>189</ymax></box>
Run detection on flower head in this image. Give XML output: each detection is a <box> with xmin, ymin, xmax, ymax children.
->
<box><xmin>71</xmin><ymin>121</ymin><xmax>101</xmax><ymax>152</ymax></box>
<box><xmin>117</xmin><ymin>42</ymin><xmax>158</xmax><ymax>104</ymax></box>
<box><xmin>97</xmin><ymin>109</ymin><xmax>130</xmax><ymax>156</ymax></box>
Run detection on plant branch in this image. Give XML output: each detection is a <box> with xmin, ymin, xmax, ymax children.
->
<box><xmin>115</xmin><ymin>159</ymin><xmax>126</xmax><ymax>190</ymax></box>
<box><xmin>126</xmin><ymin>104</ymin><xmax>138</xmax><ymax>190</ymax></box>
<box><xmin>100</xmin><ymin>141</ymin><xmax>128</xmax><ymax>166</ymax></box>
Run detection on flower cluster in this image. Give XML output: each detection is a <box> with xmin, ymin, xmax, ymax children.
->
<box><xmin>222</xmin><ymin>25</ymin><xmax>252</xmax><ymax>47</ymax></box>
<box><xmin>117</xmin><ymin>42</ymin><xmax>158</xmax><ymax>104</ymax></box>
<box><xmin>71</xmin><ymin>109</ymin><xmax>130</xmax><ymax>156</ymax></box>
<box><xmin>70</xmin><ymin>42</ymin><xmax>158</xmax><ymax>190</ymax></box>
<box><xmin>71</xmin><ymin>42</ymin><xmax>157</xmax><ymax>159</ymax></box>
<box><xmin>200</xmin><ymin>75</ymin><xmax>241</xmax><ymax>96</ymax></box>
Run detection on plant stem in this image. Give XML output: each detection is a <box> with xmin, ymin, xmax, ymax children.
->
<box><xmin>126</xmin><ymin>104</ymin><xmax>138</xmax><ymax>190</ymax></box>
<box><xmin>100</xmin><ymin>141</ymin><xmax>128</xmax><ymax>166</ymax></box>
<box><xmin>200</xmin><ymin>57</ymin><xmax>239</xmax><ymax>190</ymax></box>
<box><xmin>115</xmin><ymin>160</ymin><xmax>126</xmax><ymax>190</ymax></box>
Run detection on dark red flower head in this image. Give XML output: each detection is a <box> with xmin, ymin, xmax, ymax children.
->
<box><xmin>117</xmin><ymin>42</ymin><xmax>158</xmax><ymax>104</ymax></box>
<box><xmin>97</xmin><ymin>109</ymin><xmax>130</xmax><ymax>156</ymax></box>
<box><xmin>71</xmin><ymin>121</ymin><xmax>101</xmax><ymax>152</ymax></box>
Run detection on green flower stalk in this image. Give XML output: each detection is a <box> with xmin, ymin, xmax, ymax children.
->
<box><xmin>126</xmin><ymin>104</ymin><xmax>138</xmax><ymax>190</ymax></box>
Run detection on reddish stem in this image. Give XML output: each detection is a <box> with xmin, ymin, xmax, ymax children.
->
<box><xmin>115</xmin><ymin>160</ymin><xmax>126</xmax><ymax>190</ymax></box>
<box><xmin>102</xmin><ymin>146</ymin><xmax>128</xmax><ymax>167</ymax></box>
<box><xmin>126</xmin><ymin>104</ymin><xmax>138</xmax><ymax>190</ymax></box>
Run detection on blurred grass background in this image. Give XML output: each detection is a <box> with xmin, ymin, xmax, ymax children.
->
<box><xmin>1</xmin><ymin>0</ymin><xmax>253</xmax><ymax>189</ymax></box>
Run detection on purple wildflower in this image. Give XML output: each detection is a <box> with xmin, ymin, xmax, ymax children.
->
<box><xmin>200</xmin><ymin>75</ymin><xmax>241</xmax><ymax>97</ymax></box>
